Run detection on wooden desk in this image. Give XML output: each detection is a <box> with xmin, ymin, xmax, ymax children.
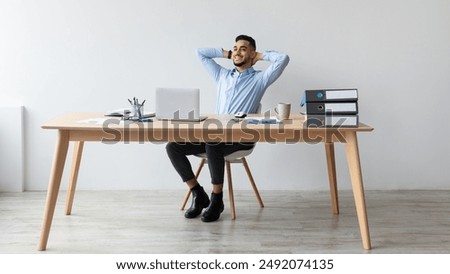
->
<box><xmin>39</xmin><ymin>112</ymin><xmax>374</xmax><ymax>251</ymax></box>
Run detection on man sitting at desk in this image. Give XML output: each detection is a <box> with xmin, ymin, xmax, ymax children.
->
<box><xmin>166</xmin><ymin>35</ymin><xmax>289</xmax><ymax>222</ymax></box>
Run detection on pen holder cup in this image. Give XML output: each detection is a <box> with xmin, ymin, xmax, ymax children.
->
<box><xmin>131</xmin><ymin>104</ymin><xmax>144</xmax><ymax>119</ymax></box>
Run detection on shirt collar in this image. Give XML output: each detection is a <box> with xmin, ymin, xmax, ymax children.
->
<box><xmin>231</xmin><ymin>67</ymin><xmax>255</xmax><ymax>76</ymax></box>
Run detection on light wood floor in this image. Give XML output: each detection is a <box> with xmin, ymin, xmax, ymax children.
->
<box><xmin>0</xmin><ymin>189</ymin><xmax>449</xmax><ymax>254</ymax></box>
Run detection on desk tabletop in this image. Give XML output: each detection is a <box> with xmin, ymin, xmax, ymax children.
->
<box><xmin>42</xmin><ymin>112</ymin><xmax>373</xmax><ymax>143</ymax></box>
<box><xmin>42</xmin><ymin>112</ymin><xmax>373</xmax><ymax>131</ymax></box>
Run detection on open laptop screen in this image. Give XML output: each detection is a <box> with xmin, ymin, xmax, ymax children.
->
<box><xmin>155</xmin><ymin>88</ymin><xmax>206</xmax><ymax>121</ymax></box>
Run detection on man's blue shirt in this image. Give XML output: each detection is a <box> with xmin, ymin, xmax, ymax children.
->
<box><xmin>196</xmin><ymin>48</ymin><xmax>290</xmax><ymax>114</ymax></box>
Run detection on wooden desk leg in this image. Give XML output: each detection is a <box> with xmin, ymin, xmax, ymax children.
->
<box><xmin>325</xmin><ymin>142</ymin><xmax>339</xmax><ymax>214</ymax></box>
<box><xmin>345</xmin><ymin>132</ymin><xmax>371</xmax><ymax>250</ymax></box>
<box><xmin>65</xmin><ymin>141</ymin><xmax>84</xmax><ymax>215</ymax></box>
<box><xmin>38</xmin><ymin>130</ymin><xmax>70</xmax><ymax>251</ymax></box>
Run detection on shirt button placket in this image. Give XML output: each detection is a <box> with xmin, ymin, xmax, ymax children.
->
<box><xmin>227</xmin><ymin>72</ymin><xmax>239</xmax><ymax>112</ymax></box>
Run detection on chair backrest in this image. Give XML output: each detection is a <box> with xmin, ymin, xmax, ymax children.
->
<box><xmin>256</xmin><ymin>103</ymin><xmax>262</xmax><ymax>114</ymax></box>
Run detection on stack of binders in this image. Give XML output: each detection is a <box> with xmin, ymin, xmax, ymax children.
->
<box><xmin>303</xmin><ymin>88</ymin><xmax>359</xmax><ymax>127</ymax></box>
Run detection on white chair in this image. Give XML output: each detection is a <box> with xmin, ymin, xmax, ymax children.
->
<box><xmin>180</xmin><ymin>104</ymin><xmax>264</xmax><ymax>220</ymax></box>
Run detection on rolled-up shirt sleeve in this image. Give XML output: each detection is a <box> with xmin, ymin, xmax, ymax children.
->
<box><xmin>261</xmin><ymin>50</ymin><xmax>290</xmax><ymax>87</ymax></box>
<box><xmin>195</xmin><ymin>48</ymin><xmax>226</xmax><ymax>83</ymax></box>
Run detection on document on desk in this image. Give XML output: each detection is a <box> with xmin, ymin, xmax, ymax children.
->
<box><xmin>244</xmin><ymin>116</ymin><xmax>281</xmax><ymax>124</ymax></box>
<box><xmin>105</xmin><ymin>108</ymin><xmax>131</xmax><ymax>117</ymax></box>
<box><xmin>78</xmin><ymin>118</ymin><xmax>148</xmax><ymax>125</ymax></box>
<box><xmin>77</xmin><ymin>118</ymin><xmax>111</xmax><ymax>125</ymax></box>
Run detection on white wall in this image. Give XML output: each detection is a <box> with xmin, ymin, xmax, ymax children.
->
<box><xmin>1</xmin><ymin>0</ymin><xmax>449</xmax><ymax>192</ymax></box>
<box><xmin>0</xmin><ymin>106</ymin><xmax>24</xmax><ymax>192</ymax></box>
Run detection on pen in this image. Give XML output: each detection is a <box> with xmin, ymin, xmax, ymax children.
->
<box><xmin>137</xmin><ymin>108</ymin><xmax>142</xmax><ymax>118</ymax></box>
<box><xmin>138</xmin><ymin>118</ymin><xmax>152</xmax><ymax>122</ymax></box>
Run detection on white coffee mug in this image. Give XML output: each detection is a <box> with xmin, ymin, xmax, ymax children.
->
<box><xmin>274</xmin><ymin>103</ymin><xmax>291</xmax><ymax>120</ymax></box>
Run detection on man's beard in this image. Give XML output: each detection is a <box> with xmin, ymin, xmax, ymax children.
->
<box><xmin>233</xmin><ymin>60</ymin><xmax>247</xmax><ymax>67</ymax></box>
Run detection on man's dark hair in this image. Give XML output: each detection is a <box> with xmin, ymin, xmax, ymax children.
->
<box><xmin>235</xmin><ymin>35</ymin><xmax>256</xmax><ymax>50</ymax></box>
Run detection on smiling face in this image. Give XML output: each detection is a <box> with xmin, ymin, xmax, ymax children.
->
<box><xmin>232</xmin><ymin>39</ymin><xmax>256</xmax><ymax>71</ymax></box>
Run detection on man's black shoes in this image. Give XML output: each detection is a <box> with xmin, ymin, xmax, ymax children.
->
<box><xmin>201</xmin><ymin>192</ymin><xmax>224</xmax><ymax>222</ymax></box>
<box><xmin>184</xmin><ymin>185</ymin><xmax>210</xmax><ymax>219</ymax></box>
<box><xmin>184</xmin><ymin>187</ymin><xmax>224</xmax><ymax>222</ymax></box>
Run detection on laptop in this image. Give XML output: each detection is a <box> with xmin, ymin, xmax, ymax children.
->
<box><xmin>155</xmin><ymin>88</ymin><xmax>207</xmax><ymax>122</ymax></box>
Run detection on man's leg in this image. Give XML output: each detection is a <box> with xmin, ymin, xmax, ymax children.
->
<box><xmin>201</xmin><ymin>143</ymin><xmax>255</xmax><ymax>222</ymax></box>
<box><xmin>166</xmin><ymin>142</ymin><xmax>210</xmax><ymax>218</ymax></box>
